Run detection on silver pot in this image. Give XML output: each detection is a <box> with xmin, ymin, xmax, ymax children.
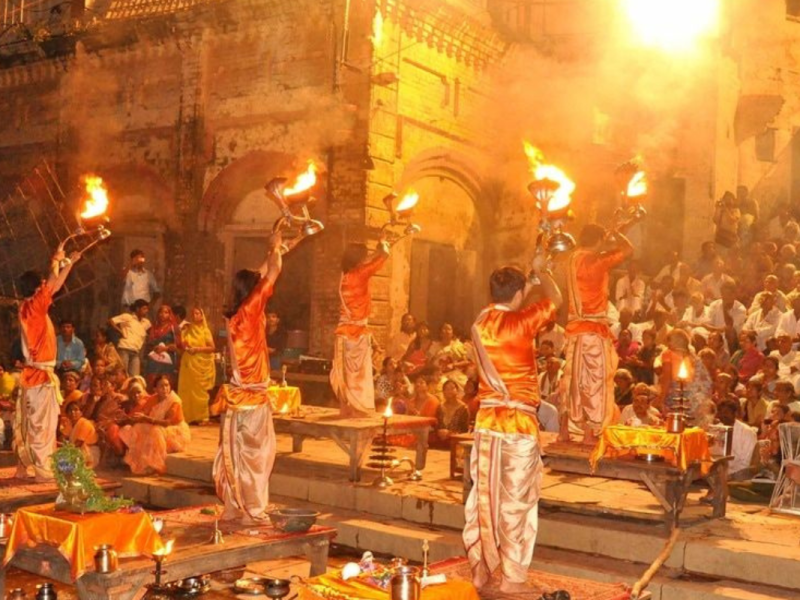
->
<box><xmin>93</xmin><ymin>544</ymin><xmax>118</xmax><ymax>574</ymax></box>
<box><xmin>390</xmin><ymin>565</ymin><xmax>420</xmax><ymax>600</ymax></box>
<box><xmin>665</xmin><ymin>412</ymin><xmax>685</xmax><ymax>434</ymax></box>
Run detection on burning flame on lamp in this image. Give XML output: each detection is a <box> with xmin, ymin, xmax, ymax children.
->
<box><xmin>395</xmin><ymin>191</ymin><xmax>419</xmax><ymax>215</ymax></box>
<box><xmin>523</xmin><ymin>142</ymin><xmax>575</xmax><ymax>213</ymax></box>
<box><xmin>627</xmin><ymin>170</ymin><xmax>647</xmax><ymax>198</ymax></box>
<box><xmin>381</xmin><ymin>191</ymin><xmax>422</xmax><ymax>244</ymax></box>
<box><xmin>284</xmin><ymin>161</ymin><xmax>318</xmax><ymax>197</ymax></box>
<box><xmin>384</xmin><ymin>404</ymin><xmax>393</xmax><ymax>419</ymax></box>
<box><xmin>280</xmin><ymin>403</ymin><xmax>289</xmax><ymax>415</ymax></box>
<box><xmin>370</xmin><ymin>10</ymin><xmax>384</xmax><ymax>49</ymax></box>
<box><xmin>677</xmin><ymin>359</ymin><xmax>689</xmax><ymax>381</ymax></box>
<box><xmin>154</xmin><ymin>538</ymin><xmax>175</xmax><ymax>558</ymax></box>
<box><xmin>80</xmin><ymin>175</ymin><xmax>110</xmax><ymax>220</ymax></box>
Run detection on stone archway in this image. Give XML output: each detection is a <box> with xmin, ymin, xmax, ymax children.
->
<box><xmin>198</xmin><ymin>151</ymin><xmax>321</xmax><ymax>333</ymax></box>
<box><xmin>392</xmin><ymin>148</ymin><xmax>493</xmax><ymax>337</ymax></box>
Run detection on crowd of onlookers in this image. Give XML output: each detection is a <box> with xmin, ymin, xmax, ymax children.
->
<box><xmin>1</xmin><ymin>250</ymin><xmax>204</xmax><ymax>476</ymax></box>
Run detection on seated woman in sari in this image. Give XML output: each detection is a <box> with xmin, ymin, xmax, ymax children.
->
<box><xmin>431</xmin><ymin>323</ymin><xmax>472</xmax><ymax>387</ymax></box>
<box><xmin>60</xmin><ymin>401</ymin><xmax>100</xmax><ymax>467</ymax></box>
<box><xmin>121</xmin><ymin>376</ymin><xmax>148</xmax><ymax>415</ymax></box>
<box><xmin>90</xmin><ymin>378</ymin><xmax>128</xmax><ymax>457</ymax></box>
<box><xmin>119</xmin><ymin>375</ymin><xmax>190</xmax><ymax>475</ymax></box>
<box><xmin>177</xmin><ymin>307</ymin><xmax>216</xmax><ymax>424</ymax></box>
<box><xmin>144</xmin><ymin>305</ymin><xmax>183</xmax><ymax>390</ymax></box>
<box><xmin>402</xmin><ymin>323</ymin><xmax>435</xmax><ymax>377</ymax></box>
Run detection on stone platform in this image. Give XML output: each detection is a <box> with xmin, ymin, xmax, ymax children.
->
<box><xmin>101</xmin><ymin>424</ymin><xmax>800</xmax><ymax>600</ymax></box>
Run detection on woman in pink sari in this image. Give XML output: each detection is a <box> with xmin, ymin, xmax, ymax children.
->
<box><xmin>119</xmin><ymin>375</ymin><xmax>190</xmax><ymax>475</ymax></box>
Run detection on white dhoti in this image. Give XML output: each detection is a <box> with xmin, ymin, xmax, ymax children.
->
<box><xmin>463</xmin><ymin>429</ymin><xmax>542</xmax><ymax>584</ymax></box>
<box><xmin>562</xmin><ymin>332</ymin><xmax>618</xmax><ymax>432</ymax></box>
<box><xmin>330</xmin><ymin>334</ymin><xmax>375</xmax><ymax>413</ymax></box>
<box><xmin>213</xmin><ymin>403</ymin><xmax>275</xmax><ymax>521</ymax></box>
<box><xmin>16</xmin><ymin>382</ymin><xmax>60</xmax><ymax>480</ymax></box>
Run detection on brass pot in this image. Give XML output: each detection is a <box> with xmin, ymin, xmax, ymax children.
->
<box><xmin>390</xmin><ymin>566</ymin><xmax>420</xmax><ymax>600</ymax></box>
<box><xmin>94</xmin><ymin>544</ymin><xmax>118</xmax><ymax>574</ymax></box>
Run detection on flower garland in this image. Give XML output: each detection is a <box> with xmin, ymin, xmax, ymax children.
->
<box><xmin>51</xmin><ymin>444</ymin><xmax>132</xmax><ymax>512</ymax></box>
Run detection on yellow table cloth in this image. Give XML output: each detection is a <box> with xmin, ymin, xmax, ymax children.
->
<box><xmin>270</xmin><ymin>385</ymin><xmax>302</xmax><ymax>414</ymax></box>
<box><xmin>3</xmin><ymin>505</ymin><xmax>164</xmax><ymax>579</ymax></box>
<box><xmin>590</xmin><ymin>425</ymin><xmax>712</xmax><ymax>473</ymax></box>
<box><xmin>301</xmin><ymin>572</ymin><xmax>479</xmax><ymax>600</ymax></box>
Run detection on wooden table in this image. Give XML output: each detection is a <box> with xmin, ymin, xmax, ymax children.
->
<box><xmin>0</xmin><ymin>508</ymin><xmax>336</xmax><ymax>600</ymax></box>
<box><xmin>273</xmin><ymin>407</ymin><xmax>434</xmax><ymax>481</ymax></box>
<box><xmin>460</xmin><ymin>438</ymin><xmax>730</xmax><ymax>530</ymax></box>
<box><xmin>0</xmin><ymin>467</ymin><xmax>120</xmax><ymax>512</ymax></box>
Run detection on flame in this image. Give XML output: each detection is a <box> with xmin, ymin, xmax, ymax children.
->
<box><xmin>384</xmin><ymin>404</ymin><xmax>393</xmax><ymax>418</ymax></box>
<box><xmin>523</xmin><ymin>142</ymin><xmax>575</xmax><ymax>212</ymax></box>
<box><xmin>154</xmin><ymin>538</ymin><xmax>175</xmax><ymax>557</ymax></box>
<box><xmin>280</xmin><ymin>403</ymin><xmax>289</xmax><ymax>414</ymax></box>
<box><xmin>622</xmin><ymin>0</ymin><xmax>720</xmax><ymax>53</ymax></box>
<box><xmin>395</xmin><ymin>191</ymin><xmax>419</xmax><ymax>213</ymax></box>
<box><xmin>80</xmin><ymin>175</ymin><xmax>109</xmax><ymax>219</ymax></box>
<box><xmin>370</xmin><ymin>10</ymin><xmax>384</xmax><ymax>49</ymax></box>
<box><xmin>627</xmin><ymin>171</ymin><xmax>647</xmax><ymax>198</ymax></box>
<box><xmin>284</xmin><ymin>161</ymin><xmax>317</xmax><ymax>197</ymax></box>
<box><xmin>677</xmin><ymin>359</ymin><xmax>689</xmax><ymax>381</ymax></box>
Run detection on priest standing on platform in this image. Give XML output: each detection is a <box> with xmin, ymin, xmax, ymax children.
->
<box><xmin>330</xmin><ymin>235</ymin><xmax>392</xmax><ymax>417</ymax></box>
<box><xmin>463</xmin><ymin>252</ymin><xmax>562</xmax><ymax>593</ymax></box>
<box><xmin>15</xmin><ymin>249</ymin><xmax>81</xmax><ymax>481</ymax></box>
<box><xmin>212</xmin><ymin>232</ymin><xmax>284</xmax><ymax>523</ymax></box>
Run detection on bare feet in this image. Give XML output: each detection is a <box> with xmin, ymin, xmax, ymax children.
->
<box><xmin>472</xmin><ymin>566</ymin><xmax>492</xmax><ymax>589</ymax></box>
<box><xmin>581</xmin><ymin>425</ymin><xmax>598</xmax><ymax>446</ymax></box>
<box><xmin>499</xmin><ymin>578</ymin><xmax>529</xmax><ymax>594</ymax></box>
<box><xmin>14</xmin><ymin>465</ymin><xmax>32</xmax><ymax>479</ymax></box>
<box><xmin>557</xmin><ymin>429</ymin><xmax>571</xmax><ymax>443</ymax></box>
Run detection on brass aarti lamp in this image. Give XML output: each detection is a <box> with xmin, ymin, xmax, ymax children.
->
<box><xmin>264</xmin><ymin>162</ymin><xmax>325</xmax><ymax>254</ymax></box>
<box><xmin>58</xmin><ymin>175</ymin><xmax>112</xmax><ymax>268</ymax></box>
<box><xmin>380</xmin><ymin>191</ymin><xmax>421</xmax><ymax>244</ymax></box>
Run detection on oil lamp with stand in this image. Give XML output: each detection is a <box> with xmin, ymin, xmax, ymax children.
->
<box><xmin>380</xmin><ymin>192</ymin><xmax>421</xmax><ymax>245</ymax></box>
<box><xmin>666</xmin><ymin>359</ymin><xmax>690</xmax><ymax>434</ymax></box>
<box><xmin>264</xmin><ymin>162</ymin><xmax>325</xmax><ymax>255</ymax></box>
<box><xmin>527</xmin><ymin>178</ymin><xmax>575</xmax><ymax>264</ymax></box>
<box><xmin>614</xmin><ymin>160</ymin><xmax>648</xmax><ymax>224</ymax></box>
<box><xmin>58</xmin><ymin>175</ymin><xmax>112</xmax><ymax>268</ymax></box>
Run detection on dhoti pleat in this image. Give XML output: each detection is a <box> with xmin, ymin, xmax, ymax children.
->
<box><xmin>562</xmin><ymin>332</ymin><xmax>618</xmax><ymax>432</ymax></box>
<box><xmin>212</xmin><ymin>403</ymin><xmax>275</xmax><ymax>520</ymax></box>
<box><xmin>463</xmin><ymin>430</ymin><xmax>542</xmax><ymax>584</ymax></box>
<box><xmin>16</xmin><ymin>383</ymin><xmax>59</xmax><ymax>480</ymax></box>
<box><xmin>330</xmin><ymin>334</ymin><xmax>375</xmax><ymax>412</ymax></box>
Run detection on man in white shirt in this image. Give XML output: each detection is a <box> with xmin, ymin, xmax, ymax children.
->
<box><xmin>700</xmin><ymin>258</ymin><xmax>734</xmax><ymax>304</ymax></box>
<box><xmin>770</xmin><ymin>334</ymin><xmax>800</xmax><ymax>393</ymax></box>
<box><xmin>697</xmin><ymin>282</ymin><xmax>747</xmax><ymax>349</ymax></box>
<box><xmin>610</xmin><ymin>307</ymin><xmax>646</xmax><ymax>344</ymax></box>
<box><xmin>776</xmin><ymin>294</ymin><xmax>800</xmax><ymax>342</ymax></box>
<box><xmin>615</xmin><ymin>260</ymin><xmax>647</xmax><ymax>317</ymax></box>
<box><xmin>742</xmin><ymin>292</ymin><xmax>781</xmax><ymax>351</ymax></box>
<box><xmin>108</xmin><ymin>299</ymin><xmax>151</xmax><ymax>377</ymax></box>
<box><xmin>748</xmin><ymin>275</ymin><xmax>788</xmax><ymax>315</ymax></box>
<box><xmin>121</xmin><ymin>250</ymin><xmax>160</xmax><ymax>309</ymax></box>
<box><xmin>387</xmin><ymin>313</ymin><xmax>417</xmax><ymax>360</ymax></box>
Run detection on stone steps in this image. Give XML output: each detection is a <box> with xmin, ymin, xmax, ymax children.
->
<box><xmin>114</xmin><ymin>472</ymin><xmax>798</xmax><ymax>600</ymax></box>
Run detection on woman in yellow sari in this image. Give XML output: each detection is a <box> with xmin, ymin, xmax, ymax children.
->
<box><xmin>177</xmin><ymin>307</ymin><xmax>216</xmax><ymax>424</ymax></box>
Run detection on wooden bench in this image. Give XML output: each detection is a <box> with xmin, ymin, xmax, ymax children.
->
<box><xmin>460</xmin><ymin>439</ymin><xmax>730</xmax><ymax>530</ymax></box>
<box><xmin>0</xmin><ymin>516</ymin><xmax>335</xmax><ymax>600</ymax></box>
<box><xmin>273</xmin><ymin>407</ymin><xmax>434</xmax><ymax>482</ymax></box>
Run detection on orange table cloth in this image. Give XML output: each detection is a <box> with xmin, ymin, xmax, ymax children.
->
<box><xmin>302</xmin><ymin>571</ymin><xmax>479</xmax><ymax>600</ymax></box>
<box><xmin>270</xmin><ymin>385</ymin><xmax>302</xmax><ymax>414</ymax></box>
<box><xmin>590</xmin><ymin>425</ymin><xmax>712</xmax><ymax>473</ymax></box>
<box><xmin>3</xmin><ymin>505</ymin><xmax>165</xmax><ymax>579</ymax></box>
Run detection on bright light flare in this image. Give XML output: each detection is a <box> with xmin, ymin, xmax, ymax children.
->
<box><xmin>627</xmin><ymin>171</ymin><xmax>647</xmax><ymax>198</ymax></box>
<box><xmin>370</xmin><ymin>10</ymin><xmax>384</xmax><ymax>49</ymax></box>
<box><xmin>523</xmin><ymin>142</ymin><xmax>575</xmax><ymax>212</ymax></box>
<box><xmin>621</xmin><ymin>0</ymin><xmax>720</xmax><ymax>53</ymax></box>
<box><xmin>284</xmin><ymin>161</ymin><xmax>317</xmax><ymax>197</ymax></box>
<box><xmin>383</xmin><ymin>404</ymin><xmax>393</xmax><ymax>418</ymax></box>
<box><xmin>677</xmin><ymin>359</ymin><xmax>689</xmax><ymax>381</ymax></box>
<box><xmin>80</xmin><ymin>175</ymin><xmax>109</xmax><ymax>219</ymax></box>
<box><xmin>395</xmin><ymin>191</ymin><xmax>419</xmax><ymax>214</ymax></box>
<box><xmin>280</xmin><ymin>403</ymin><xmax>289</xmax><ymax>414</ymax></box>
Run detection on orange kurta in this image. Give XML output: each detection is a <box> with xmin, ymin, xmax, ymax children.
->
<box><xmin>335</xmin><ymin>250</ymin><xmax>389</xmax><ymax>338</ymax></box>
<box><xmin>19</xmin><ymin>283</ymin><xmax>56</xmax><ymax>387</ymax></box>
<box><xmin>473</xmin><ymin>300</ymin><xmax>556</xmax><ymax>436</ymax></box>
<box><xmin>213</xmin><ymin>277</ymin><xmax>274</xmax><ymax>412</ymax></box>
<box><xmin>565</xmin><ymin>248</ymin><xmax>625</xmax><ymax>337</ymax></box>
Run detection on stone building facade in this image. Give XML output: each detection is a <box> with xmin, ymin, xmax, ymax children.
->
<box><xmin>1</xmin><ymin>0</ymin><xmax>799</xmax><ymax>358</ymax></box>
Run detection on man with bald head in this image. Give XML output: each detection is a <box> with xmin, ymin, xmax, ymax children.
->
<box><xmin>749</xmin><ymin>274</ymin><xmax>788</xmax><ymax>315</ymax></box>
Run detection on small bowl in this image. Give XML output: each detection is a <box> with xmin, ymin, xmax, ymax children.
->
<box><xmin>267</xmin><ymin>508</ymin><xmax>320</xmax><ymax>533</ymax></box>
